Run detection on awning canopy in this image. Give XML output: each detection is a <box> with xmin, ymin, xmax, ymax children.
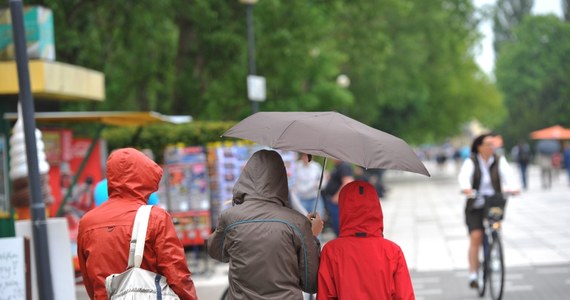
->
<box><xmin>530</xmin><ymin>125</ymin><xmax>570</xmax><ymax>140</ymax></box>
<box><xmin>0</xmin><ymin>60</ymin><xmax>105</xmax><ymax>102</ymax></box>
<box><xmin>3</xmin><ymin>111</ymin><xmax>192</xmax><ymax>126</ymax></box>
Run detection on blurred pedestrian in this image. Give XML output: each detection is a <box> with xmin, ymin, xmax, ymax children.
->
<box><xmin>208</xmin><ymin>150</ymin><xmax>323</xmax><ymax>299</ymax></box>
<box><xmin>317</xmin><ymin>181</ymin><xmax>414</xmax><ymax>300</ymax></box>
<box><xmin>365</xmin><ymin>168</ymin><xmax>387</xmax><ymax>198</ymax></box>
<box><xmin>77</xmin><ymin>148</ymin><xmax>198</xmax><ymax>299</ymax></box>
<box><xmin>435</xmin><ymin>149</ymin><xmax>447</xmax><ymax>171</ymax></box>
<box><xmin>537</xmin><ymin>152</ymin><xmax>553</xmax><ymax>189</ymax></box>
<box><xmin>563</xmin><ymin>142</ymin><xmax>570</xmax><ymax>186</ymax></box>
<box><xmin>552</xmin><ymin>151</ymin><xmax>562</xmax><ymax>182</ymax></box>
<box><xmin>458</xmin><ymin>134</ymin><xmax>519</xmax><ymax>289</ymax></box>
<box><xmin>536</xmin><ymin>140</ymin><xmax>560</xmax><ymax>189</ymax></box>
<box><xmin>510</xmin><ymin>140</ymin><xmax>532</xmax><ymax>190</ymax></box>
<box><xmin>321</xmin><ymin>159</ymin><xmax>354</xmax><ymax>237</ymax></box>
<box><xmin>293</xmin><ymin>153</ymin><xmax>325</xmax><ymax>218</ymax></box>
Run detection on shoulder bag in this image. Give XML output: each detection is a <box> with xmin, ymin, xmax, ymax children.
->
<box><xmin>105</xmin><ymin>205</ymin><xmax>180</xmax><ymax>299</ymax></box>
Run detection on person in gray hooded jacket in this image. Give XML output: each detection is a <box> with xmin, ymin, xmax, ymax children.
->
<box><xmin>208</xmin><ymin>149</ymin><xmax>323</xmax><ymax>299</ymax></box>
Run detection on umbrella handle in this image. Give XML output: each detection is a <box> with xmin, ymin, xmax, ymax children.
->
<box><xmin>312</xmin><ymin>157</ymin><xmax>327</xmax><ymax>217</ymax></box>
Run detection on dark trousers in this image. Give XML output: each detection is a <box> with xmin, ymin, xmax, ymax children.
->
<box><xmin>519</xmin><ymin>163</ymin><xmax>528</xmax><ymax>189</ymax></box>
<box><xmin>323</xmin><ymin>195</ymin><xmax>340</xmax><ymax>237</ymax></box>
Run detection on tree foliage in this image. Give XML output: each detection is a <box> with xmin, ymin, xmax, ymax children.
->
<box><xmin>25</xmin><ymin>0</ymin><xmax>503</xmax><ymax>144</ymax></box>
<box><xmin>492</xmin><ymin>0</ymin><xmax>534</xmax><ymax>57</ymax></box>
<box><xmin>335</xmin><ymin>0</ymin><xmax>504</xmax><ymax>142</ymax></box>
<box><xmin>495</xmin><ymin>15</ymin><xmax>570</xmax><ymax>141</ymax></box>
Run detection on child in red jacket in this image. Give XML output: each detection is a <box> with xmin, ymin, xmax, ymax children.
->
<box><xmin>317</xmin><ymin>180</ymin><xmax>415</xmax><ymax>299</ymax></box>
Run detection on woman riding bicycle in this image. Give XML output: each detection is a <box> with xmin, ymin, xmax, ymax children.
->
<box><xmin>458</xmin><ymin>133</ymin><xmax>520</xmax><ymax>289</ymax></box>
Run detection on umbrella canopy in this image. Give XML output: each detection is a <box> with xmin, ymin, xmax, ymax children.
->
<box><xmin>536</xmin><ymin>140</ymin><xmax>561</xmax><ymax>155</ymax></box>
<box><xmin>530</xmin><ymin>125</ymin><xmax>570</xmax><ymax>140</ymax></box>
<box><xmin>223</xmin><ymin>111</ymin><xmax>430</xmax><ymax>177</ymax></box>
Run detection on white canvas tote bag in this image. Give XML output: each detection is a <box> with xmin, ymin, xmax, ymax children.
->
<box><xmin>105</xmin><ymin>205</ymin><xmax>180</xmax><ymax>299</ymax></box>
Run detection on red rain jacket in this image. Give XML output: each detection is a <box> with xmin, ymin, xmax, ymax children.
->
<box><xmin>317</xmin><ymin>180</ymin><xmax>414</xmax><ymax>300</ymax></box>
<box><xmin>78</xmin><ymin>148</ymin><xmax>197</xmax><ymax>299</ymax></box>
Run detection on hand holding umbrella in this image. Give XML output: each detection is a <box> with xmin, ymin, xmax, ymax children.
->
<box><xmin>308</xmin><ymin>212</ymin><xmax>324</xmax><ymax>237</ymax></box>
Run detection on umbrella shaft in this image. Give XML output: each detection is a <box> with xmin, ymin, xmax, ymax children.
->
<box><xmin>313</xmin><ymin>157</ymin><xmax>327</xmax><ymax>216</ymax></box>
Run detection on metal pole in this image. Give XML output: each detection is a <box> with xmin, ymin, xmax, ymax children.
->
<box><xmin>245</xmin><ymin>3</ymin><xmax>259</xmax><ymax>114</ymax></box>
<box><xmin>9</xmin><ymin>1</ymin><xmax>54</xmax><ymax>299</ymax></box>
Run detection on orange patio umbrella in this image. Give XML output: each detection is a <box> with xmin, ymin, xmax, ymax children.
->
<box><xmin>530</xmin><ymin>125</ymin><xmax>570</xmax><ymax>140</ymax></box>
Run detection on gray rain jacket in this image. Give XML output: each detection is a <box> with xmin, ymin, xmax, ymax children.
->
<box><xmin>207</xmin><ymin>150</ymin><xmax>320</xmax><ymax>299</ymax></box>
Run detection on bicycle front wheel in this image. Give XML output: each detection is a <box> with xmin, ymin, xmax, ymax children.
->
<box><xmin>477</xmin><ymin>248</ymin><xmax>487</xmax><ymax>297</ymax></box>
<box><xmin>488</xmin><ymin>235</ymin><xmax>505</xmax><ymax>300</ymax></box>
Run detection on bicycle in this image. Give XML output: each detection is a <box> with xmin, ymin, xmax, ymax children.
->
<box><xmin>470</xmin><ymin>191</ymin><xmax>515</xmax><ymax>300</ymax></box>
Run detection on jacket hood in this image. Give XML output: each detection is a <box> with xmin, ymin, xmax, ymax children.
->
<box><xmin>339</xmin><ymin>180</ymin><xmax>383</xmax><ymax>237</ymax></box>
<box><xmin>233</xmin><ymin>150</ymin><xmax>290</xmax><ymax>208</ymax></box>
<box><xmin>107</xmin><ymin>148</ymin><xmax>163</xmax><ymax>202</ymax></box>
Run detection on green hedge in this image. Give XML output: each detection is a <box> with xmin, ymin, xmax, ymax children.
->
<box><xmin>101</xmin><ymin>121</ymin><xmax>236</xmax><ymax>163</ymax></box>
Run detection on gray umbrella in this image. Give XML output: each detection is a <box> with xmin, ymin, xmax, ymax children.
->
<box><xmin>223</xmin><ymin>111</ymin><xmax>430</xmax><ymax>177</ymax></box>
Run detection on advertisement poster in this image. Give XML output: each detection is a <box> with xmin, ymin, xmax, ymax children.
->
<box><xmin>42</xmin><ymin>131</ymin><xmax>104</xmax><ymax>272</ymax></box>
<box><xmin>163</xmin><ymin>146</ymin><xmax>211</xmax><ymax>246</ymax></box>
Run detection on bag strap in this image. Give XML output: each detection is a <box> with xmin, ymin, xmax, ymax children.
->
<box><xmin>128</xmin><ymin>205</ymin><xmax>153</xmax><ymax>268</ymax></box>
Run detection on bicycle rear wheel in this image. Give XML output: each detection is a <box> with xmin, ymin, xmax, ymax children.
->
<box><xmin>488</xmin><ymin>235</ymin><xmax>505</xmax><ymax>300</ymax></box>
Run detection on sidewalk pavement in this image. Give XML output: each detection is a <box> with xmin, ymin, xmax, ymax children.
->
<box><xmin>77</xmin><ymin>161</ymin><xmax>570</xmax><ymax>299</ymax></box>
<box><xmin>382</xmin><ymin>162</ymin><xmax>570</xmax><ymax>272</ymax></box>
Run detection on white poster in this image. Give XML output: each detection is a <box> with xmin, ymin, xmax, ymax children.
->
<box><xmin>0</xmin><ymin>237</ymin><xmax>28</xmax><ymax>300</ymax></box>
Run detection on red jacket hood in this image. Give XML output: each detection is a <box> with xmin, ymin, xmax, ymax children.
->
<box><xmin>106</xmin><ymin>148</ymin><xmax>163</xmax><ymax>202</ymax></box>
<box><xmin>339</xmin><ymin>180</ymin><xmax>383</xmax><ymax>237</ymax></box>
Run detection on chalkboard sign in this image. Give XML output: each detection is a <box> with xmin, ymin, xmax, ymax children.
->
<box><xmin>0</xmin><ymin>237</ymin><xmax>30</xmax><ymax>300</ymax></box>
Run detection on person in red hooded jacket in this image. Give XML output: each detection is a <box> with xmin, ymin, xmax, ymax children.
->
<box><xmin>77</xmin><ymin>148</ymin><xmax>198</xmax><ymax>299</ymax></box>
<box><xmin>317</xmin><ymin>180</ymin><xmax>414</xmax><ymax>300</ymax></box>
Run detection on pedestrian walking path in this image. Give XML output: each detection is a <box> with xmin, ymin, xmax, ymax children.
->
<box><xmin>411</xmin><ymin>264</ymin><xmax>570</xmax><ymax>300</ymax></box>
<box><xmin>382</xmin><ymin>162</ymin><xmax>570</xmax><ymax>272</ymax></box>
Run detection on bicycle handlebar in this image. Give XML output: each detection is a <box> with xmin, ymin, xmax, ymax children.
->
<box><xmin>460</xmin><ymin>190</ymin><xmax>519</xmax><ymax>198</ymax></box>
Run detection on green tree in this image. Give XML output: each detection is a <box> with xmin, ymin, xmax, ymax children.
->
<box><xmin>496</xmin><ymin>15</ymin><xmax>570</xmax><ymax>141</ymax></box>
<box><xmin>492</xmin><ymin>0</ymin><xmax>534</xmax><ymax>56</ymax></box>
<box><xmin>336</xmin><ymin>0</ymin><xmax>504</xmax><ymax>142</ymax></box>
<box><xmin>30</xmin><ymin>0</ymin><xmax>348</xmax><ymax>121</ymax></box>
<box><xmin>25</xmin><ymin>0</ymin><xmax>504</xmax><ymax>145</ymax></box>
<box><xmin>564</xmin><ymin>0</ymin><xmax>570</xmax><ymax>21</ymax></box>
<box><xmin>28</xmin><ymin>0</ymin><xmax>178</xmax><ymax>112</ymax></box>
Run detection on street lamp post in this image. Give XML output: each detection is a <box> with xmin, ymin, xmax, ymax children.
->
<box><xmin>240</xmin><ymin>0</ymin><xmax>259</xmax><ymax>114</ymax></box>
<box><xmin>9</xmin><ymin>1</ymin><xmax>54</xmax><ymax>299</ymax></box>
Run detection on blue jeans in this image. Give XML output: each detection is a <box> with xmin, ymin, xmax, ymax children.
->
<box><xmin>299</xmin><ymin>196</ymin><xmax>324</xmax><ymax>218</ymax></box>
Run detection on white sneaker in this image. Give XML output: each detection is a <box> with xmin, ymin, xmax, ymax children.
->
<box><xmin>468</xmin><ymin>272</ymin><xmax>478</xmax><ymax>289</ymax></box>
